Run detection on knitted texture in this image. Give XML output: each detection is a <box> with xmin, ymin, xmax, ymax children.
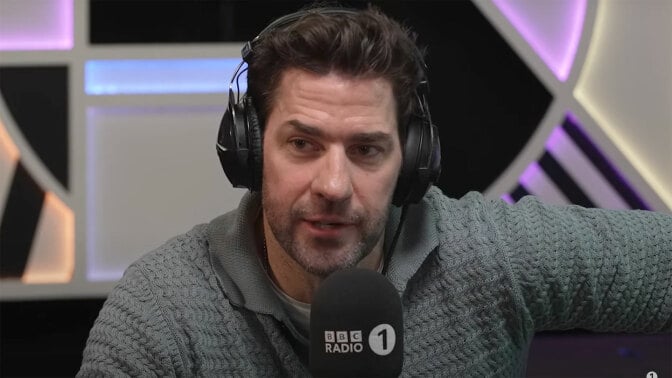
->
<box><xmin>79</xmin><ymin>188</ymin><xmax>672</xmax><ymax>377</ymax></box>
<box><xmin>79</xmin><ymin>226</ymin><xmax>303</xmax><ymax>377</ymax></box>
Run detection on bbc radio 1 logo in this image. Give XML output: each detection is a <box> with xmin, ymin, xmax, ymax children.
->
<box><xmin>324</xmin><ymin>323</ymin><xmax>396</xmax><ymax>355</ymax></box>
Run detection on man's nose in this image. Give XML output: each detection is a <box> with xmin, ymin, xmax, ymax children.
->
<box><xmin>311</xmin><ymin>147</ymin><xmax>353</xmax><ymax>202</ymax></box>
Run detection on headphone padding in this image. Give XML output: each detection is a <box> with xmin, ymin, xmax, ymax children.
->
<box><xmin>217</xmin><ymin>102</ymin><xmax>252</xmax><ymax>189</ymax></box>
<box><xmin>245</xmin><ymin>96</ymin><xmax>264</xmax><ymax>192</ymax></box>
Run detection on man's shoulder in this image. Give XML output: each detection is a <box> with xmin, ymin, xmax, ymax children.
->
<box><xmin>125</xmin><ymin>223</ymin><xmax>213</xmax><ymax>285</ymax></box>
<box><xmin>123</xmin><ymin>200</ymin><xmax>250</xmax><ymax>288</ymax></box>
<box><xmin>422</xmin><ymin>186</ymin><xmax>495</xmax><ymax>221</ymax></box>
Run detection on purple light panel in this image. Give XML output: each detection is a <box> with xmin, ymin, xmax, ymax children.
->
<box><xmin>0</xmin><ymin>0</ymin><xmax>73</xmax><ymax>51</ymax></box>
<box><xmin>520</xmin><ymin>161</ymin><xmax>543</xmax><ymax>187</ymax></box>
<box><xmin>492</xmin><ymin>0</ymin><xmax>586</xmax><ymax>81</ymax></box>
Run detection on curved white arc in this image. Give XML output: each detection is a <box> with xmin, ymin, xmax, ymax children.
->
<box><xmin>563</xmin><ymin>1</ymin><xmax>598</xmax><ymax>89</ymax></box>
<box><xmin>565</xmin><ymin>100</ymin><xmax>670</xmax><ymax>213</ymax></box>
<box><xmin>477</xmin><ymin>0</ymin><xmax>596</xmax><ymax>202</ymax></box>
<box><xmin>473</xmin><ymin>0</ymin><xmax>561</xmax><ymax>94</ymax></box>
<box><xmin>0</xmin><ymin>96</ymin><xmax>72</xmax><ymax>208</ymax></box>
<box><xmin>574</xmin><ymin>1</ymin><xmax>672</xmax><ymax>211</ymax></box>
<box><xmin>490</xmin><ymin>0</ymin><xmax>587</xmax><ymax>82</ymax></box>
<box><xmin>0</xmin><ymin>120</ymin><xmax>18</xmax><ymax>216</ymax></box>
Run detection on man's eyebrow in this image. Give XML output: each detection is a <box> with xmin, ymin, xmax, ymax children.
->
<box><xmin>350</xmin><ymin>131</ymin><xmax>394</xmax><ymax>144</ymax></box>
<box><xmin>287</xmin><ymin>120</ymin><xmax>394</xmax><ymax>144</ymax></box>
<box><xmin>288</xmin><ymin>120</ymin><xmax>324</xmax><ymax>137</ymax></box>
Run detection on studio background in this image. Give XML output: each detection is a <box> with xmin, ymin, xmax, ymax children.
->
<box><xmin>1</xmin><ymin>1</ymin><xmax>670</xmax><ymax>376</ymax></box>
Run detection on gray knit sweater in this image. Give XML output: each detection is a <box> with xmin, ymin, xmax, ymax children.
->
<box><xmin>78</xmin><ymin>187</ymin><xmax>672</xmax><ymax>377</ymax></box>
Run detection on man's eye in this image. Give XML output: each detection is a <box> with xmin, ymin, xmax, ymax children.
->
<box><xmin>289</xmin><ymin>138</ymin><xmax>316</xmax><ymax>152</ymax></box>
<box><xmin>352</xmin><ymin>145</ymin><xmax>381</xmax><ymax>157</ymax></box>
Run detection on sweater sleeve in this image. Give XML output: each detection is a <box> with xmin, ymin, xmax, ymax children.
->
<box><xmin>489</xmin><ymin>195</ymin><xmax>672</xmax><ymax>333</ymax></box>
<box><xmin>77</xmin><ymin>263</ymin><xmax>185</xmax><ymax>377</ymax></box>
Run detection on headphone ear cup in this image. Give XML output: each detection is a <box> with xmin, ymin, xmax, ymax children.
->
<box><xmin>217</xmin><ymin>101</ymin><xmax>251</xmax><ymax>189</ymax></box>
<box><xmin>245</xmin><ymin>96</ymin><xmax>264</xmax><ymax>192</ymax></box>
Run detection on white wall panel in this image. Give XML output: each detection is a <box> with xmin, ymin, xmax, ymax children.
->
<box><xmin>86</xmin><ymin>106</ymin><xmax>244</xmax><ymax>281</ymax></box>
<box><xmin>575</xmin><ymin>1</ymin><xmax>672</xmax><ymax>208</ymax></box>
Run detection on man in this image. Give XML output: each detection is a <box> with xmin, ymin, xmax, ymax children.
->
<box><xmin>79</xmin><ymin>5</ymin><xmax>671</xmax><ymax>377</ymax></box>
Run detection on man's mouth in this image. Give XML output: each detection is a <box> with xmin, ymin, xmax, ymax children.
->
<box><xmin>312</xmin><ymin>221</ymin><xmax>345</xmax><ymax>229</ymax></box>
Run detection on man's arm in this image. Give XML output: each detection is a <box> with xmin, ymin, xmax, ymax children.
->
<box><xmin>77</xmin><ymin>264</ymin><xmax>185</xmax><ymax>377</ymax></box>
<box><xmin>490</xmin><ymin>196</ymin><xmax>671</xmax><ymax>332</ymax></box>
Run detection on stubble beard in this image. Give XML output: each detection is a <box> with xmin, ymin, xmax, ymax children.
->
<box><xmin>262</xmin><ymin>190</ymin><xmax>389</xmax><ymax>278</ymax></box>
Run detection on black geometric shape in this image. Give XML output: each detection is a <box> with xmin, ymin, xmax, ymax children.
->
<box><xmin>90</xmin><ymin>0</ymin><xmax>235</xmax><ymax>44</ymax></box>
<box><xmin>90</xmin><ymin>1</ymin><xmax>315</xmax><ymax>44</ymax></box>
<box><xmin>0</xmin><ymin>66</ymin><xmax>69</xmax><ymax>189</ymax></box>
<box><xmin>511</xmin><ymin>184</ymin><xmax>531</xmax><ymax>203</ymax></box>
<box><xmin>388</xmin><ymin>1</ymin><xmax>552</xmax><ymax>198</ymax></box>
<box><xmin>0</xmin><ymin>162</ymin><xmax>45</xmax><ymax>278</ymax></box>
<box><xmin>0</xmin><ymin>298</ymin><xmax>107</xmax><ymax>376</ymax></box>
<box><xmin>538</xmin><ymin>151</ymin><xmax>595</xmax><ymax>208</ymax></box>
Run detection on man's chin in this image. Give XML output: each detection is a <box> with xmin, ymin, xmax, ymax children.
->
<box><xmin>295</xmin><ymin>250</ymin><xmax>362</xmax><ymax>278</ymax></box>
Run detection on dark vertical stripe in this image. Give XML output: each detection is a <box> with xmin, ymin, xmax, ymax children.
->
<box><xmin>538</xmin><ymin>151</ymin><xmax>595</xmax><ymax>208</ymax></box>
<box><xmin>562</xmin><ymin>118</ymin><xmax>650</xmax><ymax>210</ymax></box>
<box><xmin>510</xmin><ymin>184</ymin><xmax>531</xmax><ymax>203</ymax></box>
<box><xmin>0</xmin><ymin>66</ymin><xmax>69</xmax><ymax>189</ymax></box>
<box><xmin>0</xmin><ymin>162</ymin><xmax>45</xmax><ymax>278</ymax></box>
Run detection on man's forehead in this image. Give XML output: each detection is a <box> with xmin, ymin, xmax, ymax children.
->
<box><xmin>275</xmin><ymin>68</ymin><xmax>394</xmax><ymax>97</ymax></box>
<box><xmin>284</xmin><ymin>119</ymin><xmax>396</xmax><ymax>142</ymax></box>
<box><xmin>262</xmin><ymin>68</ymin><xmax>399</xmax><ymax>134</ymax></box>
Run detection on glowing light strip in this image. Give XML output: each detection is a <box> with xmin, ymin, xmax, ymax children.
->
<box><xmin>0</xmin><ymin>0</ymin><xmax>73</xmax><ymax>51</ymax></box>
<box><xmin>22</xmin><ymin>191</ymin><xmax>74</xmax><ymax>284</ymax></box>
<box><xmin>545</xmin><ymin>126</ymin><xmax>629</xmax><ymax>210</ymax></box>
<box><xmin>501</xmin><ymin>194</ymin><xmax>514</xmax><ymax>204</ymax></box>
<box><xmin>0</xmin><ymin>120</ymin><xmax>20</xmax><ymax>162</ymax></box>
<box><xmin>85</xmin><ymin>59</ymin><xmax>245</xmax><ymax>95</ymax></box>
<box><xmin>519</xmin><ymin>162</ymin><xmax>570</xmax><ymax>206</ymax></box>
<box><xmin>86</xmin><ymin>109</ymin><xmax>113</xmax><ymax>282</ymax></box>
<box><xmin>576</xmin><ymin>107</ymin><xmax>672</xmax><ymax>210</ymax></box>
<box><xmin>0</xmin><ymin>120</ymin><xmax>19</xmax><ymax>214</ymax></box>
<box><xmin>574</xmin><ymin>3</ymin><xmax>672</xmax><ymax>210</ymax></box>
<box><xmin>493</xmin><ymin>0</ymin><xmax>586</xmax><ymax>81</ymax></box>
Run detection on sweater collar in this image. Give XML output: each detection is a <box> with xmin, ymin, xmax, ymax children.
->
<box><xmin>208</xmin><ymin>188</ymin><xmax>441</xmax><ymax>317</ymax></box>
<box><xmin>208</xmin><ymin>192</ymin><xmax>286</xmax><ymax>320</ymax></box>
<box><xmin>384</xmin><ymin>187</ymin><xmax>442</xmax><ymax>294</ymax></box>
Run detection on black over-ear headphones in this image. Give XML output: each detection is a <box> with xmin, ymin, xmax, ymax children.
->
<box><xmin>216</xmin><ymin>8</ymin><xmax>441</xmax><ymax>206</ymax></box>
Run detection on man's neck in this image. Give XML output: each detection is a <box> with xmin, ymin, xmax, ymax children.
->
<box><xmin>259</xmin><ymin>215</ymin><xmax>384</xmax><ymax>303</ymax></box>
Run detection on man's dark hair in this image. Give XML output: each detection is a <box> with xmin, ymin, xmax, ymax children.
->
<box><xmin>246</xmin><ymin>5</ymin><xmax>425</xmax><ymax>137</ymax></box>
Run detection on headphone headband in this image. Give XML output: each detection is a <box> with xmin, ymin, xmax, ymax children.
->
<box><xmin>243</xmin><ymin>8</ymin><xmax>356</xmax><ymax>62</ymax></box>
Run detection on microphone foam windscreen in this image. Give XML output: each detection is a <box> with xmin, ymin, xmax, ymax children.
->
<box><xmin>309</xmin><ymin>268</ymin><xmax>404</xmax><ymax>377</ymax></box>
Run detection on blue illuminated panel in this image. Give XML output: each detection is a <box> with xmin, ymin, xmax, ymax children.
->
<box><xmin>85</xmin><ymin>58</ymin><xmax>246</xmax><ymax>95</ymax></box>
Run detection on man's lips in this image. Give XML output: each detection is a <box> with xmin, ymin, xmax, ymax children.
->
<box><xmin>302</xmin><ymin>217</ymin><xmax>356</xmax><ymax>231</ymax></box>
<box><xmin>304</xmin><ymin>217</ymin><xmax>354</xmax><ymax>225</ymax></box>
<box><xmin>309</xmin><ymin>222</ymin><xmax>348</xmax><ymax>229</ymax></box>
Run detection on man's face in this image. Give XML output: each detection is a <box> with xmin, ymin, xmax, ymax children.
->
<box><xmin>261</xmin><ymin>68</ymin><xmax>402</xmax><ymax>278</ymax></box>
